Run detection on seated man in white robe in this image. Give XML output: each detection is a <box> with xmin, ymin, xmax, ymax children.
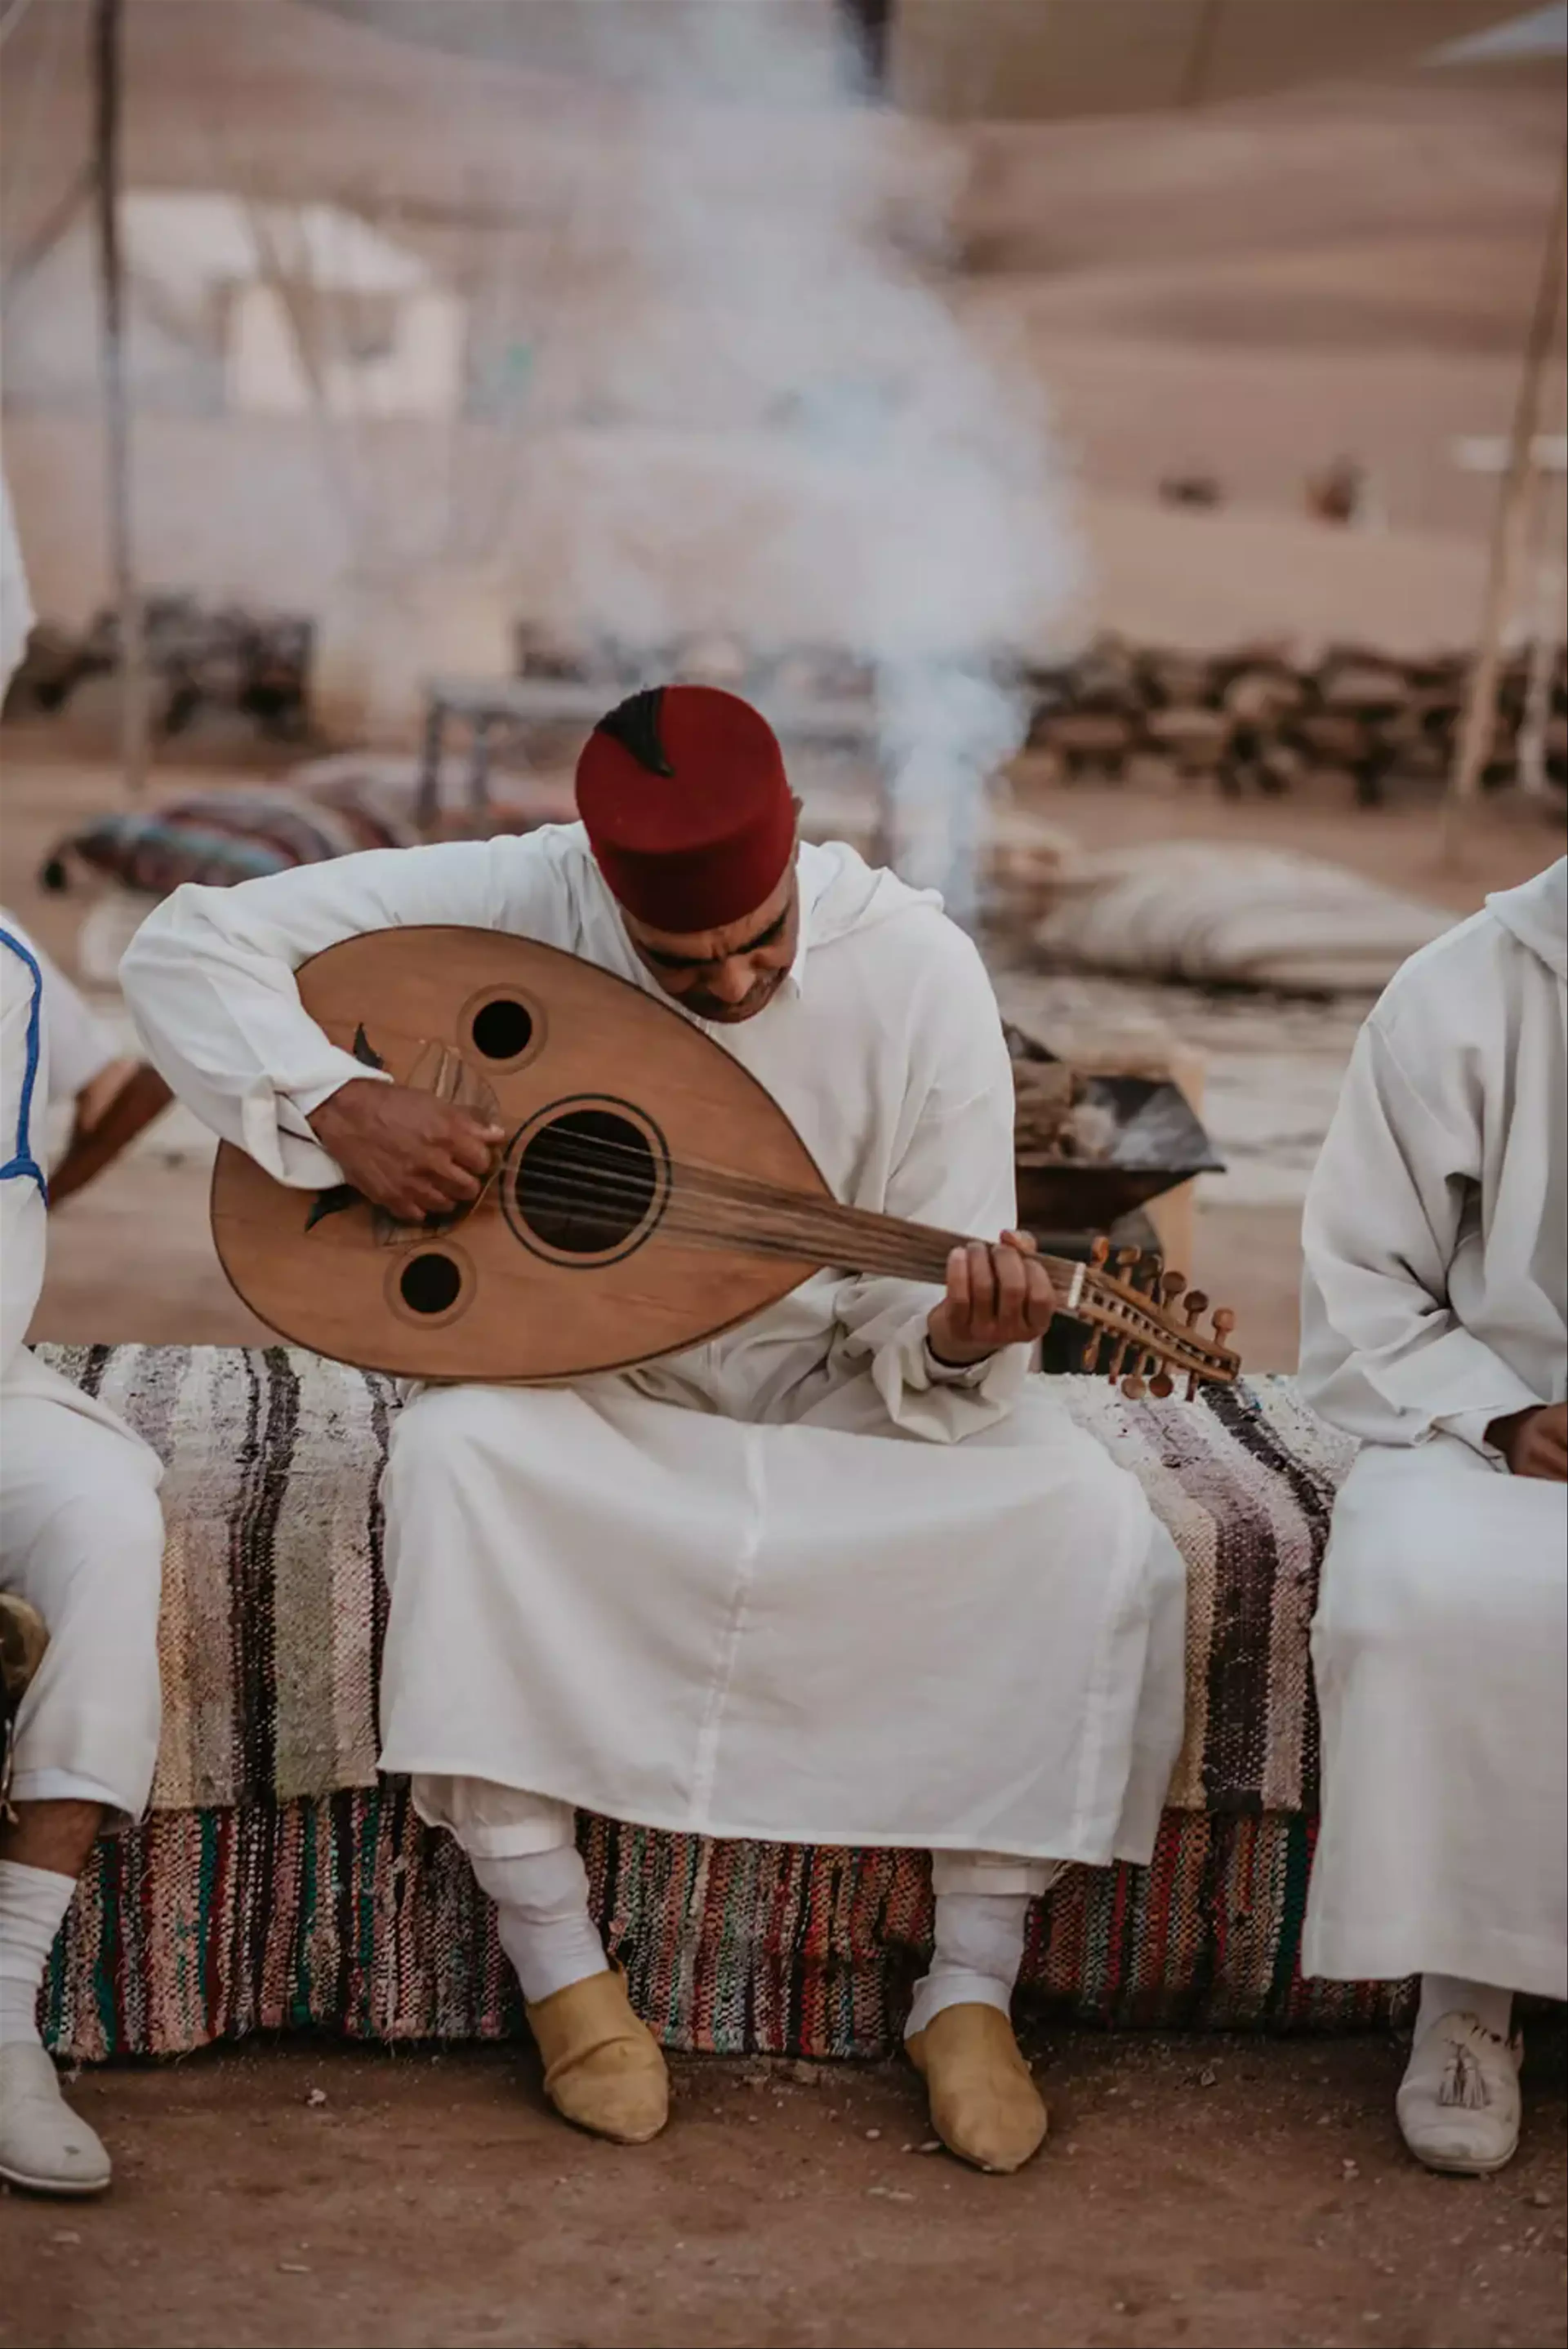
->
<box><xmin>1299</xmin><ymin>854</ymin><xmax>1566</xmax><ymax>2175</ymax></box>
<box><xmin>122</xmin><ymin>685</ymin><xmax>1185</xmax><ymax>2172</ymax></box>
<box><xmin>0</xmin><ymin>919</ymin><xmax>166</xmax><ymax>2196</ymax></box>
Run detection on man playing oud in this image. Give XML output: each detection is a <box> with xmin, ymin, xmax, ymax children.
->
<box><xmin>124</xmin><ymin>686</ymin><xmax>1185</xmax><ymax>2170</ymax></box>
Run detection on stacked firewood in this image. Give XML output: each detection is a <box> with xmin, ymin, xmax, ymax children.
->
<box><xmin>1020</xmin><ymin>636</ymin><xmax>1567</xmax><ymax>807</ymax></box>
<box><xmin>1005</xmin><ymin>1027</ymin><xmax>1118</xmax><ymax>1165</ymax></box>
<box><xmin>514</xmin><ymin>625</ymin><xmax>877</xmax><ymax>704</ymax></box>
<box><xmin>4</xmin><ymin>595</ymin><xmax>315</xmax><ymax>744</ymax></box>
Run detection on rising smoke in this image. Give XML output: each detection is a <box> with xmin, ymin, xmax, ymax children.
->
<box><xmin>521</xmin><ymin>0</ymin><xmax>1078</xmax><ymax>920</ymax></box>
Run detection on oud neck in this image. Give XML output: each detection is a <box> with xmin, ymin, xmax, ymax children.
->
<box><xmin>748</xmin><ymin>1187</ymin><xmax>1075</xmax><ymax>1294</ymax></box>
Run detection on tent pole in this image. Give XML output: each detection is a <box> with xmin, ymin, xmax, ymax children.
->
<box><xmin>1442</xmin><ymin>147</ymin><xmax>1567</xmax><ymax>862</ymax></box>
<box><xmin>92</xmin><ymin>0</ymin><xmax>149</xmax><ymax>797</ymax></box>
<box><xmin>1516</xmin><ymin>441</ymin><xmax>1566</xmax><ymax>800</ymax></box>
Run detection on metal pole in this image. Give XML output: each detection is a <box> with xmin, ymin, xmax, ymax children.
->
<box><xmin>93</xmin><ymin>0</ymin><xmax>149</xmax><ymax>795</ymax></box>
<box><xmin>1443</xmin><ymin>148</ymin><xmax>1567</xmax><ymax>860</ymax></box>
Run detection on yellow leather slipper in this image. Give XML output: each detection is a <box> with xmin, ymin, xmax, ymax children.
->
<box><xmin>906</xmin><ymin>2003</ymin><xmax>1048</xmax><ymax>2174</ymax></box>
<box><xmin>526</xmin><ymin>1965</ymin><xmax>669</xmax><ymax>2145</ymax></box>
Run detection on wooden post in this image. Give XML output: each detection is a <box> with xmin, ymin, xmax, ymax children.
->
<box><xmin>1443</xmin><ymin>149</ymin><xmax>1567</xmax><ymax>859</ymax></box>
<box><xmin>1517</xmin><ymin>443</ymin><xmax>1566</xmax><ymax>799</ymax></box>
<box><xmin>92</xmin><ymin>0</ymin><xmax>150</xmax><ymax>796</ymax></box>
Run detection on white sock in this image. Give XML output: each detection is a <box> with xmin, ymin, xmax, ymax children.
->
<box><xmin>0</xmin><ymin>1861</ymin><xmax>77</xmax><ymax>2050</ymax></box>
<box><xmin>1414</xmin><ymin>1972</ymin><xmax>1514</xmax><ymax>2046</ymax></box>
<box><xmin>470</xmin><ymin>1844</ymin><xmax>610</xmax><ymax>2006</ymax></box>
<box><xmin>906</xmin><ymin>1890</ymin><xmax>1030</xmax><ymax>2041</ymax></box>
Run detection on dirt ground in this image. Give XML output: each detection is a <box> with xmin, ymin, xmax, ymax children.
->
<box><xmin>2</xmin><ymin>746</ymin><xmax>1565</xmax><ymax>2349</ymax></box>
<box><xmin>3</xmin><ymin>2024</ymin><xmax>1565</xmax><ymax>2349</ymax></box>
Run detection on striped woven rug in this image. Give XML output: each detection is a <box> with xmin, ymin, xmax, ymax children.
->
<box><xmin>37</xmin><ymin>1347</ymin><xmax>1355</xmax><ymax>1815</ymax></box>
<box><xmin>32</xmin><ymin>1347</ymin><xmax>1391</xmax><ymax>2060</ymax></box>
<box><xmin>45</xmin><ymin>1797</ymin><xmax>1396</xmax><ymax>2062</ymax></box>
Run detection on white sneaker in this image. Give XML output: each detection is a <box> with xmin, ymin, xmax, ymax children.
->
<box><xmin>0</xmin><ymin>2042</ymin><xmax>112</xmax><ymax>2195</ymax></box>
<box><xmin>1396</xmin><ymin>2011</ymin><xmax>1523</xmax><ymax>2176</ymax></box>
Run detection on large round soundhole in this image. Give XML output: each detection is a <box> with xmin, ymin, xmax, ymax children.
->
<box><xmin>399</xmin><ymin>1251</ymin><xmax>463</xmax><ymax>1316</ymax></box>
<box><xmin>512</xmin><ymin>1109</ymin><xmax>658</xmax><ymax>1256</ymax></box>
<box><xmin>470</xmin><ymin>997</ymin><xmax>534</xmax><ymax>1061</ymax></box>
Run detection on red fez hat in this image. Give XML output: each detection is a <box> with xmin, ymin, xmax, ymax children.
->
<box><xmin>576</xmin><ymin>685</ymin><xmax>795</xmax><ymax>933</ymax></box>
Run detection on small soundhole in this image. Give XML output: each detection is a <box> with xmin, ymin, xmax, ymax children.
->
<box><xmin>400</xmin><ymin>1251</ymin><xmax>463</xmax><ymax>1316</ymax></box>
<box><xmin>470</xmin><ymin>997</ymin><xmax>534</xmax><ymax>1061</ymax></box>
<box><xmin>513</xmin><ymin>1109</ymin><xmax>657</xmax><ymax>1255</ymax></box>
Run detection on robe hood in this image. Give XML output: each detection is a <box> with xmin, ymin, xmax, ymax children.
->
<box><xmin>1486</xmin><ymin>857</ymin><xmax>1568</xmax><ymax>983</ymax></box>
<box><xmin>798</xmin><ymin>838</ymin><xmax>942</xmax><ymax>950</ymax></box>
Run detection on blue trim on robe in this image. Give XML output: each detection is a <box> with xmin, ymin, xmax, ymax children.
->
<box><xmin>0</xmin><ymin>926</ymin><xmax>47</xmax><ymax>1194</ymax></box>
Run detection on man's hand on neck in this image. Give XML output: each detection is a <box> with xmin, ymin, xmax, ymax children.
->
<box><xmin>926</xmin><ymin>1233</ymin><xmax>1056</xmax><ymax>1369</ymax></box>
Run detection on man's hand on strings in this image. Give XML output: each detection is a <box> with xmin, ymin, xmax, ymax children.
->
<box><xmin>1488</xmin><ymin>1401</ymin><xmax>1568</xmax><ymax>1483</ymax></box>
<box><xmin>309</xmin><ymin>1079</ymin><xmax>505</xmax><ymax>1223</ymax></box>
<box><xmin>927</xmin><ymin>1231</ymin><xmax>1056</xmax><ymax>1369</ymax></box>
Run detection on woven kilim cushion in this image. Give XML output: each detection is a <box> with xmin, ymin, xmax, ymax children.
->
<box><xmin>33</xmin><ymin>1345</ymin><xmax>1392</xmax><ymax>2061</ymax></box>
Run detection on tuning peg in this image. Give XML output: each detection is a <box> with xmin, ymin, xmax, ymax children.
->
<box><xmin>1079</xmin><ymin>1331</ymin><xmax>1101</xmax><ymax>1373</ymax></box>
<box><xmin>1212</xmin><ymin>1306</ymin><xmax>1236</xmax><ymax>1343</ymax></box>
<box><xmin>1114</xmin><ymin>1246</ymin><xmax>1141</xmax><ymax>1277</ymax></box>
<box><xmin>1150</xmin><ymin>1372</ymin><xmax>1175</xmax><ymax>1399</ymax></box>
<box><xmin>1185</xmin><ymin>1372</ymin><xmax>1200</xmax><ymax>1401</ymax></box>
<box><xmin>1089</xmin><ymin>1235</ymin><xmax>1111</xmax><ymax>1267</ymax></box>
<box><xmin>1121</xmin><ymin>1372</ymin><xmax>1148</xmax><ymax>1400</ymax></box>
<box><xmin>1160</xmin><ymin>1271</ymin><xmax>1187</xmax><ymax>1304</ymax></box>
<box><xmin>1183</xmin><ymin>1289</ymin><xmax>1210</xmax><ymax>1326</ymax></box>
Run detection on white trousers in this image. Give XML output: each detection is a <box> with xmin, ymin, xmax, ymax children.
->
<box><xmin>1303</xmin><ymin>1436</ymin><xmax>1567</xmax><ymax>2001</ymax></box>
<box><xmin>1</xmin><ymin>1375</ymin><xmax>164</xmax><ymax>1817</ymax></box>
<box><xmin>414</xmin><ymin>1773</ymin><xmax>1058</xmax><ymax>1898</ymax></box>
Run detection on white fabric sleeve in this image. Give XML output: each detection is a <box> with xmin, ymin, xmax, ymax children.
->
<box><xmin>833</xmin><ymin>955</ymin><xmax>1025</xmax><ymax>1444</ymax></box>
<box><xmin>1</xmin><ymin>926</ymin><xmax>50</xmax><ymax>1382</ymax></box>
<box><xmin>921</xmin><ymin>1332</ymin><xmax>993</xmax><ymax>1389</ymax></box>
<box><xmin>21</xmin><ymin>927</ymin><xmax>118</xmax><ymax>1102</ymax></box>
<box><xmin>1299</xmin><ymin>1015</ymin><xmax>1543</xmax><ymax>1458</ymax></box>
<box><xmin>120</xmin><ymin>840</ymin><xmax>566</xmax><ymax>1190</ymax></box>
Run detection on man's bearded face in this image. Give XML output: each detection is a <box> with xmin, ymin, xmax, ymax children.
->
<box><xmin>619</xmin><ymin>859</ymin><xmax>800</xmax><ymax>1025</ymax></box>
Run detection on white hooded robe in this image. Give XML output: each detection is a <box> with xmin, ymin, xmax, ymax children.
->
<box><xmin>1299</xmin><ymin>858</ymin><xmax>1568</xmax><ymax>1998</ymax></box>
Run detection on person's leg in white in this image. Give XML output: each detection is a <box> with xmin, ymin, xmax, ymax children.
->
<box><xmin>0</xmin><ymin>1403</ymin><xmax>163</xmax><ymax>2197</ymax></box>
<box><xmin>905</xmin><ymin>1853</ymin><xmax>1063</xmax><ymax>2173</ymax></box>
<box><xmin>1303</xmin><ymin>1441</ymin><xmax>1565</xmax><ymax>2179</ymax></box>
<box><xmin>471</xmin><ymin>1842</ymin><xmax>609</xmax><ymax>2005</ymax></box>
<box><xmin>413</xmin><ymin>1773</ymin><xmax>667</xmax><ymax>2144</ymax></box>
<box><xmin>0</xmin><ymin>1784</ymin><xmax>121</xmax><ymax>2196</ymax></box>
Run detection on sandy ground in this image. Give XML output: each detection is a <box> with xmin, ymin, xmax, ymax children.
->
<box><xmin>2</xmin><ymin>745</ymin><xmax>1565</xmax><ymax>2348</ymax></box>
<box><xmin>3</xmin><ymin>2026</ymin><xmax>1566</xmax><ymax>2349</ymax></box>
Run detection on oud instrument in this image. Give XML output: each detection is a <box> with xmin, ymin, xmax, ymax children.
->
<box><xmin>211</xmin><ymin>928</ymin><xmax>1240</xmax><ymax>1396</ymax></box>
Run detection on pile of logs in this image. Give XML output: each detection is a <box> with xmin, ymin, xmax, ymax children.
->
<box><xmin>1020</xmin><ymin>635</ymin><xmax>1568</xmax><ymax>807</ymax></box>
<box><xmin>1006</xmin><ymin>1028</ymin><xmax>1118</xmax><ymax>1164</ymax></box>
<box><xmin>3</xmin><ymin>596</ymin><xmax>315</xmax><ymax>744</ymax></box>
<box><xmin>513</xmin><ymin>624</ymin><xmax>876</xmax><ymax>706</ymax></box>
